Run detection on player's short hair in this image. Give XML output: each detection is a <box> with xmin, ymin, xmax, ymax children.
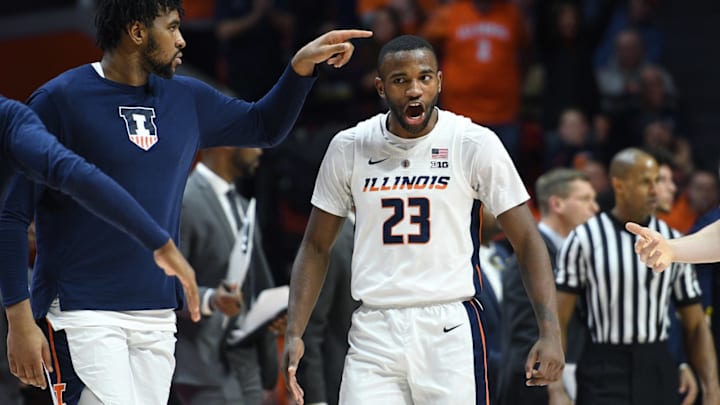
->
<box><xmin>377</xmin><ymin>35</ymin><xmax>436</xmax><ymax>75</ymax></box>
<box><xmin>535</xmin><ymin>168</ymin><xmax>589</xmax><ymax>215</ymax></box>
<box><xmin>95</xmin><ymin>0</ymin><xmax>184</xmax><ymax>51</ymax></box>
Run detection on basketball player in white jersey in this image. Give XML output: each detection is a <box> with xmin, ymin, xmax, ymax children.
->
<box><xmin>283</xmin><ymin>35</ymin><xmax>564</xmax><ymax>405</ymax></box>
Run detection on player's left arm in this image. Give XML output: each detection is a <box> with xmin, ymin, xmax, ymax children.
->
<box><xmin>284</xmin><ymin>207</ymin><xmax>346</xmax><ymax>404</ymax></box>
<box><xmin>497</xmin><ymin>202</ymin><xmax>564</xmax><ymax>385</ymax></box>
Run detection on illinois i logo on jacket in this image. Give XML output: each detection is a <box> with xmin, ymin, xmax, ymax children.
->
<box><xmin>118</xmin><ymin>106</ymin><xmax>158</xmax><ymax>151</ymax></box>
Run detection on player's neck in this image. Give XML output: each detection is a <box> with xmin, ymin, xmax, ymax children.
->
<box><xmin>100</xmin><ymin>52</ymin><xmax>150</xmax><ymax>87</ymax></box>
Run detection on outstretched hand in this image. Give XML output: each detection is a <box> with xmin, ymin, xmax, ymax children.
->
<box><xmin>153</xmin><ymin>239</ymin><xmax>200</xmax><ymax>322</ymax></box>
<box><xmin>291</xmin><ymin>29</ymin><xmax>373</xmax><ymax>76</ymax></box>
<box><xmin>283</xmin><ymin>336</ymin><xmax>306</xmax><ymax>405</ymax></box>
<box><xmin>625</xmin><ymin>222</ymin><xmax>673</xmax><ymax>272</ymax></box>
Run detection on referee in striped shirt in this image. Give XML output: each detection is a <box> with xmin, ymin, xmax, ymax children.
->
<box><xmin>552</xmin><ymin>148</ymin><xmax>720</xmax><ymax>405</ymax></box>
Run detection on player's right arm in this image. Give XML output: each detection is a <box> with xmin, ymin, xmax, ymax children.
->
<box><xmin>284</xmin><ymin>207</ymin><xmax>346</xmax><ymax>405</ymax></box>
<box><xmin>626</xmin><ymin>221</ymin><xmax>720</xmax><ymax>271</ymax></box>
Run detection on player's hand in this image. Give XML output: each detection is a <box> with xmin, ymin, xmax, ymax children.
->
<box><xmin>625</xmin><ymin>222</ymin><xmax>673</xmax><ymax>272</ymax></box>
<box><xmin>291</xmin><ymin>29</ymin><xmax>373</xmax><ymax>76</ymax></box>
<box><xmin>525</xmin><ymin>334</ymin><xmax>564</xmax><ymax>386</ymax></box>
<box><xmin>5</xmin><ymin>300</ymin><xmax>52</xmax><ymax>389</ymax></box>
<box><xmin>153</xmin><ymin>238</ymin><xmax>201</xmax><ymax>322</ymax></box>
<box><xmin>678</xmin><ymin>363</ymin><xmax>698</xmax><ymax>405</ymax></box>
<box><xmin>211</xmin><ymin>282</ymin><xmax>243</xmax><ymax>317</ymax></box>
<box><xmin>283</xmin><ymin>335</ymin><xmax>306</xmax><ymax>405</ymax></box>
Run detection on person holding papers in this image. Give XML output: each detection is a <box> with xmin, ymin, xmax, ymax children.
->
<box><xmin>172</xmin><ymin>147</ymin><xmax>281</xmax><ymax>405</ymax></box>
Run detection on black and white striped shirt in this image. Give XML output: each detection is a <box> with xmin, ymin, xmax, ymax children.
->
<box><xmin>556</xmin><ymin>212</ymin><xmax>701</xmax><ymax>345</ymax></box>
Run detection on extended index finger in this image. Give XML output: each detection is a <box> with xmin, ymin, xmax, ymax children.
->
<box><xmin>324</xmin><ymin>29</ymin><xmax>373</xmax><ymax>43</ymax></box>
<box><xmin>625</xmin><ymin>222</ymin><xmax>653</xmax><ymax>239</ymax></box>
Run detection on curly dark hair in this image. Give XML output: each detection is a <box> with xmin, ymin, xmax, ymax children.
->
<box><xmin>95</xmin><ymin>0</ymin><xmax>184</xmax><ymax>51</ymax></box>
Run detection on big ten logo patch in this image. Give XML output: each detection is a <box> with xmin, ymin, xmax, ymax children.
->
<box><xmin>118</xmin><ymin>106</ymin><xmax>159</xmax><ymax>151</ymax></box>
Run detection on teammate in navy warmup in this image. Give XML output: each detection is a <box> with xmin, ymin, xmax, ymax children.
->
<box><xmin>0</xmin><ymin>93</ymin><xmax>200</xmax><ymax>386</ymax></box>
<box><xmin>0</xmin><ymin>0</ymin><xmax>370</xmax><ymax>403</ymax></box>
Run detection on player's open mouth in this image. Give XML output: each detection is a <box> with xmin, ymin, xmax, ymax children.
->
<box><xmin>404</xmin><ymin>102</ymin><xmax>425</xmax><ymax>125</ymax></box>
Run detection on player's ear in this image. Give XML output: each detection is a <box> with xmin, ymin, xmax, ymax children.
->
<box><xmin>437</xmin><ymin>70</ymin><xmax>442</xmax><ymax>93</ymax></box>
<box><xmin>127</xmin><ymin>21</ymin><xmax>146</xmax><ymax>45</ymax></box>
<box><xmin>375</xmin><ymin>76</ymin><xmax>385</xmax><ymax>99</ymax></box>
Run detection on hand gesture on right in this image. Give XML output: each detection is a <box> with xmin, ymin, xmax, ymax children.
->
<box><xmin>625</xmin><ymin>222</ymin><xmax>673</xmax><ymax>272</ymax></box>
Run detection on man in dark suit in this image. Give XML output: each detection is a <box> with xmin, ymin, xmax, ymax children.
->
<box><xmin>172</xmin><ymin>147</ymin><xmax>278</xmax><ymax>405</ymax></box>
<box><xmin>499</xmin><ymin>168</ymin><xmax>598</xmax><ymax>405</ymax></box>
<box><xmin>296</xmin><ymin>217</ymin><xmax>357</xmax><ymax>405</ymax></box>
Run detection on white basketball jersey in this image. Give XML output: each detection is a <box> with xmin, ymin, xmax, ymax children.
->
<box><xmin>312</xmin><ymin>109</ymin><xmax>529</xmax><ymax>307</ymax></box>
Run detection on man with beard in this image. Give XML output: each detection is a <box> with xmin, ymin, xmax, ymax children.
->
<box><xmin>0</xmin><ymin>0</ymin><xmax>371</xmax><ymax>403</ymax></box>
<box><xmin>282</xmin><ymin>35</ymin><xmax>564</xmax><ymax>405</ymax></box>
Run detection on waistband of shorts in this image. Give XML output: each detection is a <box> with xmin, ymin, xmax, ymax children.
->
<box><xmin>360</xmin><ymin>297</ymin><xmax>473</xmax><ymax>310</ymax></box>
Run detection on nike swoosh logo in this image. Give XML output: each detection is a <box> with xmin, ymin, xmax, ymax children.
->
<box><xmin>368</xmin><ymin>157</ymin><xmax>390</xmax><ymax>165</ymax></box>
<box><xmin>443</xmin><ymin>324</ymin><xmax>462</xmax><ymax>333</ymax></box>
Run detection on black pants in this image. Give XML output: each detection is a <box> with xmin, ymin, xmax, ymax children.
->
<box><xmin>576</xmin><ymin>341</ymin><xmax>679</xmax><ymax>405</ymax></box>
<box><xmin>497</xmin><ymin>369</ymin><xmax>548</xmax><ymax>405</ymax></box>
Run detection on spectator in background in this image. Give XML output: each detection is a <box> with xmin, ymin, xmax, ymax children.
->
<box><xmin>659</xmin><ymin>169</ymin><xmax>719</xmax><ymax>234</ymax></box>
<box><xmin>500</xmin><ymin>168</ymin><xmax>598</xmax><ymax>405</ymax></box>
<box><xmin>544</xmin><ymin>108</ymin><xmax>604</xmax><ymax>169</ymax></box>
<box><xmin>591</xmin><ymin>0</ymin><xmax>664</xmax><ymax>68</ymax></box>
<box><xmin>640</xmin><ymin>120</ymin><xmax>694</xmax><ymax>188</ymax></box>
<box><xmin>357</xmin><ymin>0</ymin><xmax>443</xmax><ymax>34</ymax></box>
<box><xmin>611</xmin><ymin>64</ymin><xmax>684</xmax><ymax>155</ymax></box>
<box><xmin>216</xmin><ymin>0</ymin><xmax>295</xmax><ymax>101</ymax></box>
<box><xmin>574</xmin><ymin>151</ymin><xmax>615</xmax><ymax>211</ymax></box>
<box><xmin>535</xmin><ymin>0</ymin><xmax>619</xmax><ymax>130</ymax></box>
<box><xmin>422</xmin><ymin>0</ymin><xmax>529</xmax><ymax>161</ymax></box>
<box><xmin>296</xmin><ymin>217</ymin><xmax>357</xmax><ymax>405</ymax></box>
<box><xmin>596</xmin><ymin>29</ymin><xmax>675</xmax><ymax>115</ymax></box>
